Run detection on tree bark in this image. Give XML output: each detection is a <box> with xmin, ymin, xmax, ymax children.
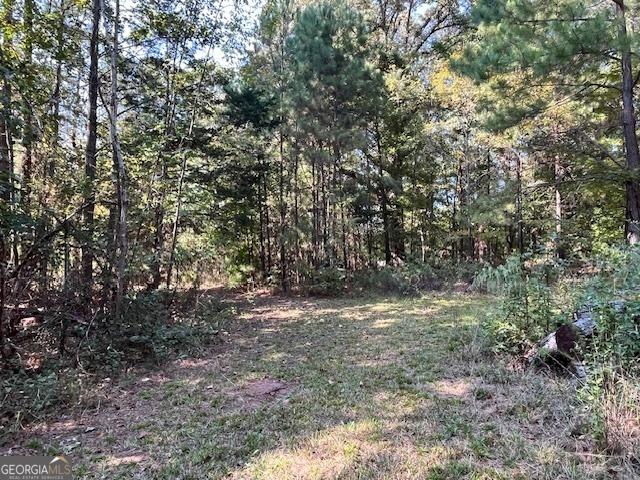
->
<box><xmin>616</xmin><ymin>1</ymin><xmax>640</xmax><ymax>245</ymax></box>
<box><xmin>554</xmin><ymin>155</ymin><xmax>563</xmax><ymax>259</ymax></box>
<box><xmin>22</xmin><ymin>0</ymin><xmax>34</xmax><ymax>209</ymax></box>
<box><xmin>148</xmin><ymin>40</ymin><xmax>182</xmax><ymax>290</ymax></box>
<box><xmin>81</xmin><ymin>0</ymin><xmax>101</xmax><ymax>295</ymax></box>
<box><xmin>279</xmin><ymin>128</ymin><xmax>287</xmax><ymax>291</ymax></box>
<box><xmin>515</xmin><ymin>153</ymin><xmax>525</xmax><ymax>255</ymax></box>
<box><xmin>165</xmin><ymin>43</ymin><xmax>214</xmax><ymax>290</ymax></box>
<box><xmin>104</xmin><ymin>0</ymin><xmax>127</xmax><ymax>317</ymax></box>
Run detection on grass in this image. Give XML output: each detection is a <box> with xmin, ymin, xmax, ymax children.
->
<box><xmin>6</xmin><ymin>292</ymin><xmax>630</xmax><ymax>478</ymax></box>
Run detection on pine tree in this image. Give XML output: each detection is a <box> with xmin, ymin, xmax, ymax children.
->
<box><xmin>456</xmin><ymin>0</ymin><xmax>640</xmax><ymax>244</ymax></box>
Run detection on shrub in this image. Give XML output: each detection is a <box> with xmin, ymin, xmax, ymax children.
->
<box><xmin>0</xmin><ymin>291</ymin><xmax>236</xmax><ymax>434</ymax></box>
<box><xmin>100</xmin><ymin>291</ymin><xmax>234</xmax><ymax>364</ymax></box>
<box><xmin>307</xmin><ymin>267</ymin><xmax>346</xmax><ymax>295</ymax></box>
<box><xmin>474</xmin><ymin>254</ymin><xmax>556</xmax><ymax>354</ymax></box>
<box><xmin>478</xmin><ymin>246</ymin><xmax>640</xmax><ymax>464</ymax></box>
<box><xmin>351</xmin><ymin>261</ymin><xmax>478</xmax><ymax>296</ymax></box>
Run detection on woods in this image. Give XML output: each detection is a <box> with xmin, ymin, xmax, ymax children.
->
<box><xmin>0</xmin><ymin>0</ymin><xmax>639</xmax><ymax>477</ymax></box>
<box><xmin>1</xmin><ymin>0</ymin><xmax>638</xmax><ymax>320</ymax></box>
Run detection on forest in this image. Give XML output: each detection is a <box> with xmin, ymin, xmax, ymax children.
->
<box><xmin>0</xmin><ymin>0</ymin><xmax>639</xmax><ymax>478</ymax></box>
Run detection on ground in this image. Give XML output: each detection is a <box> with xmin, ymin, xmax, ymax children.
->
<box><xmin>3</xmin><ymin>293</ymin><xmax>619</xmax><ymax>479</ymax></box>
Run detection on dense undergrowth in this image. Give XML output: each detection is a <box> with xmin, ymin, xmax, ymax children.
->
<box><xmin>303</xmin><ymin>260</ymin><xmax>478</xmax><ymax>296</ymax></box>
<box><xmin>0</xmin><ymin>291</ymin><xmax>235</xmax><ymax>438</ymax></box>
<box><xmin>474</xmin><ymin>245</ymin><xmax>640</xmax><ymax>466</ymax></box>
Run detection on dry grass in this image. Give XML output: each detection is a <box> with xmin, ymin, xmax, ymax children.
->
<box><xmin>600</xmin><ymin>376</ymin><xmax>640</xmax><ymax>464</ymax></box>
<box><xmin>2</xmin><ymin>292</ymin><xmax>636</xmax><ymax>479</ymax></box>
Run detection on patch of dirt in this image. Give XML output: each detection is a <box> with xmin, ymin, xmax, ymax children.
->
<box><xmin>229</xmin><ymin>378</ymin><xmax>295</xmax><ymax>410</ymax></box>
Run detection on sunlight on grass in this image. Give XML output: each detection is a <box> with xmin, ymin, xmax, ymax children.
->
<box><xmin>23</xmin><ymin>293</ymin><xmax>614</xmax><ymax>479</ymax></box>
<box><xmin>370</xmin><ymin>318</ymin><xmax>398</xmax><ymax>328</ymax></box>
<box><xmin>232</xmin><ymin>419</ymin><xmax>385</xmax><ymax>479</ymax></box>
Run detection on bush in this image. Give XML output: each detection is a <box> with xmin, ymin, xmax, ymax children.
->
<box><xmin>345</xmin><ymin>261</ymin><xmax>478</xmax><ymax>296</ymax></box>
<box><xmin>99</xmin><ymin>291</ymin><xmax>234</xmax><ymax>365</ymax></box>
<box><xmin>474</xmin><ymin>254</ymin><xmax>556</xmax><ymax>354</ymax></box>
<box><xmin>576</xmin><ymin>246</ymin><xmax>640</xmax><ymax>375</ymax></box>
<box><xmin>307</xmin><ymin>267</ymin><xmax>347</xmax><ymax>295</ymax></box>
<box><xmin>1</xmin><ymin>371</ymin><xmax>63</xmax><ymax>429</ymax></box>
<box><xmin>478</xmin><ymin>246</ymin><xmax>640</xmax><ymax>464</ymax></box>
<box><xmin>0</xmin><ymin>291</ymin><xmax>236</xmax><ymax>434</ymax></box>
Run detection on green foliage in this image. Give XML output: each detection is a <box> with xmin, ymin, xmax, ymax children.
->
<box><xmin>1</xmin><ymin>371</ymin><xmax>63</xmax><ymax>428</ymax></box>
<box><xmin>287</xmin><ymin>0</ymin><xmax>383</xmax><ymax>150</ymax></box>
<box><xmin>353</xmin><ymin>262</ymin><xmax>476</xmax><ymax>295</ymax></box>
<box><xmin>302</xmin><ymin>261</ymin><xmax>477</xmax><ymax>296</ymax></box>
<box><xmin>477</xmin><ymin>246</ymin><xmax>640</xmax><ymax>461</ymax></box>
<box><xmin>307</xmin><ymin>267</ymin><xmax>346</xmax><ymax>296</ymax></box>
<box><xmin>577</xmin><ymin>246</ymin><xmax>640</xmax><ymax>377</ymax></box>
<box><xmin>353</xmin><ymin>266</ymin><xmax>425</xmax><ymax>295</ymax></box>
<box><xmin>108</xmin><ymin>292</ymin><xmax>233</xmax><ymax>364</ymax></box>
<box><xmin>0</xmin><ymin>293</ymin><xmax>235</xmax><ymax>433</ymax></box>
<box><xmin>474</xmin><ymin>255</ymin><xmax>556</xmax><ymax>353</ymax></box>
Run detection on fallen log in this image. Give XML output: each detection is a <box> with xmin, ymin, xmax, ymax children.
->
<box><xmin>525</xmin><ymin>301</ymin><xmax>624</xmax><ymax>380</ymax></box>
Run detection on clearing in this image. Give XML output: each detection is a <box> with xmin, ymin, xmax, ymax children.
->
<box><xmin>5</xmin><ymin>293</ymin><xmax>610</xmax><ymax>479</ymax></box>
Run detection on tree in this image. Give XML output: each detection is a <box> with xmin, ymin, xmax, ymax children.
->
<box><xmin>103</xmin><ymin>0</ymin><xmax>128</xmax><ymax>317</ymax></box>
<box><xmin>287</xmin><ymin>0</ymin><xmax>383</xmax><ymax>267</ymax></box>
<box><xmin>456</xmin><ymin>0</ymin><xmax>640</xmax><ymax>244</ymax></box>
<box><xmin>81</xmin><ymin>0</ymin><xmax>101</xmax><ymax>294</ymax></box>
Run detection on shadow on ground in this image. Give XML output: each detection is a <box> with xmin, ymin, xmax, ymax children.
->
<box><xmin>10</xmin><ymin>292</ymin><xmax>615</xmax><ymax>479</ymax></box>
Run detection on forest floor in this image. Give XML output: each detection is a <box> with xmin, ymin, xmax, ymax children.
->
<box><xmin>3</xmin><ymin>292</ymin><xmax>618</xmax><ymax>479</ymax></box>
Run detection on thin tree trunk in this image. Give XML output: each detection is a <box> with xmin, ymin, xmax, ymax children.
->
<box><xmin>40</xmin><ymin>0</ymin><xmax>66</xmax><ymax>291</ymax></box>
<box><xmin>278</xmin><ymin>128</ymin><xmax>287</xmax><ymax>291</ymax></box>
<box><xmin>166</xmin><ymin>154</ymin><xmax>186</xmax><ymax>289</ymax></box>
<box><xmin>554</xmin><ymin>155</ymin><xmax>563</xmax><ymax>259</ymax></box>
<box><xmin>616</xmin><ymin>1</ymin><xmax>640</xmax><ymax>245</ymax></box>
<box><xmin>149</xmin><ymin>40</ymin><xmax>182</xmax><ymax>290</ymax></box>
<box><xmin>451</xmin><ymin>167</ymin><xmax>458</xmax><ymax>261</ymax></box>
<box><xmin>311</xmin><ymin>154</ymin><xmax>319</xmax><ymax>268</ymax></box>
<box><xmin>375</xmin><ymin>123</ymin><xmax>391</xmax><ymax>265</ymax></box>
<box><xmin>258</xmin><ymin>158</ymin><xmax>267</xmax><ymax>277</ymax></box>
<box><xmin>341</xmin><ymin>203</ymin><xmax>348</xmax><ymax>269</ymax></box>
<box><xmin>22</xmin><ymin>0</ymin><xmax>34</xmax><ymax>210</ymax></box>
<box><xmin>264</xmin><ymin>168</ymin><xmax>272</xmax><ymax>274</ymax></box>
<box><xmin>515</xmin><ymin>153</ymin><xmax>524</xmax><ymax>255</ymax></box>
<box><xmin>293</xmin><ymin>136</ymin><xmax>300</xmax><ymax>285</ymax></box>
<box><xmin>0</xmin><ymin>2</ymin><xmax>16</xmax><ymax>266</ymax></box>
<box><xmin>81</xmin><ymin>0</ymin><xmax>101</xmax><ymax>296</ymax></box>
<box><xmin>165</xmin><ymin>45</ymin><xmax>213</xmax><ymax>290</ymax></box>
<box><xmin>277</xmin><ymin>17</ymin><xmax>288</xmax><ymax>291</ymax></box>
<box><xmin>104</xmin><ymin>0</ymin><xmax>127</xmax><ymax>317</ymax></box>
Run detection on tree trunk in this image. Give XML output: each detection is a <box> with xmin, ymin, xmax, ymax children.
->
<box><xmin>264</xmin><ymin>168</ymin><xmax>272</xmax><ymax>274</ymax></box>
<box><xmin>81</xmin><ymin>0</ymin><xmax>101</xmax><ymax>296</ymax></box>
<box><xmin>166</xmin><ymin>46</ymin><xmax>212</xmax><ymax>290</ymax></box>
<box><xmin>258</xmin><ymin>157</ymin><xmax>267</xmax><ymax>277</ymax></box>
<box><xmin>279</xmin><ymin>128</ymin><xmax>287</xmax><ymax>291</ymax></box>
<box><xmin>293</xmin><ymin>136</ymin><xmax>300</xmax><ymax>285</ymax></box>
<box><xmin>616</xmin><ymin>1</ymin><xmax>640</xmax><ymax>245</ymax></box>
<box><xmin>166</xmin><ymin>153</ymin><xmax>186</xmax><ymax>290</ymax></box>
<box><xmin>311</xmin><ymin>154</ymin><xmax>319</xmax><ymax>268</ymax></box>
<box><xmin>105</xmin><ymin>0</ymin><xmax>128</xmax><ymax>317</ymax></box>
<box><xmin>0</xmin><ymin>94</ymin><xmax>10</xmax><ymax>208</ymax></box>
<box><xmin>380</xmin><ymin>176</ymin><xmax>392</xmax><ymax>264</ymax></box>
<box><xmin>22</xmin><ymin>0</ymin><xmax>34</xmax><ymax>210</ymax></box>
<box><xmin>149</xmin><ymin>41</ymin><xmax>182</xmax><ymax>290</ymax></box>
<box><xmin>554</xmin><ymin>155</ymin><xmax>563</xmax><ymax>259</ymax></box>
<box><xmin>375</xmin><ymin>124</ymin><xmax>391</xmax><ymax>265</ymax></box>
<box><xmin>0</xmin><ymin>2</ymin><xmax>16</xmax><ymax>266</ymax></box>
<box><xmin>515</xmin><ymin>153</ymin><xmax>524</xmax><ymax>255</ymax></box>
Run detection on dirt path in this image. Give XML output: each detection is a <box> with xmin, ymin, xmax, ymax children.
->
<box><xmin>6</xmin><ymin>293</ymin><xmax>611</xmax><ymax>479</ymax></box>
